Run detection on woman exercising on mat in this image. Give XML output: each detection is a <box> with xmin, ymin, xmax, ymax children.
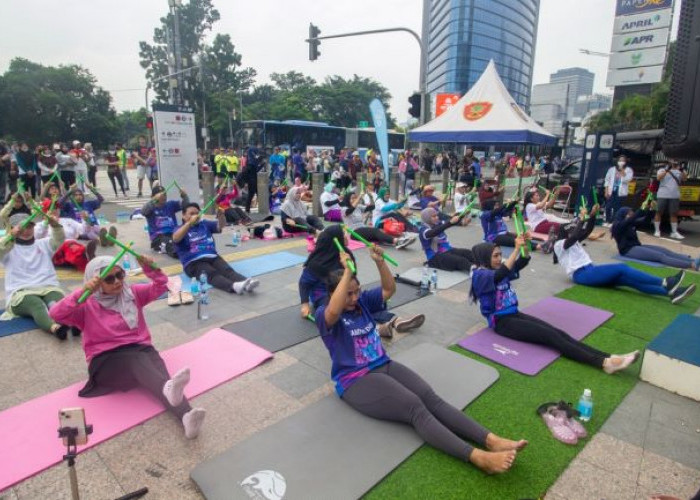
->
<box><xmin>49</xmin><ymin>255</ymin><xmax>206</xmax><ymax>439</ymax></box>
<box><xmin>554</xmin><ymin>204</ymin><xmax>696</xmax><ymax>304</ymax></box>
<box><xmin>418</xmin><ymin>207</ymin><xmax>474</xmax><ymax>272</ymax></box>
<box><xmin>315</xmin><ymin>244</ymin><xmax>527</xmax><ymax>474</ymax></box>
<box><xmin>470</xmin><ymin>239</ymin><xmax>639</xmax><ymax>373</ymax></box>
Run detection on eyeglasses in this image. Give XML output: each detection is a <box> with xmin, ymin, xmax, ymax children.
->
<box><xmin>102</xmin><ymin>270</ymin><xmax>126</xmax><ymax>284</ymax></box>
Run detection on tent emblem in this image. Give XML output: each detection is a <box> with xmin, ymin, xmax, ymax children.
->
<box><xmin>463</xmin><ymin>101</ymin><xmax>493</xmax><ymax>121</ymax></box>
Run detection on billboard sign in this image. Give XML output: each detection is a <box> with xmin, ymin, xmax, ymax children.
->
<box><xmin>610</xmin><ymin>27</ymin><xmax>669</xmax><ymax>52</ymax></box>
<box><xmin>434</xmin><ymin>93</ymin><xmax>461</xmax><ymax>117</ymax></box>
<box><xmin>608</xmin><ymin>45</ymin><xmax>667</xmax><ymax>69</ymax></box>
<box><xmin>606</xmin><ymin>64</ymin><xmax>664</xmax><ymax>87</ymax></box>
<box><xmin>613</xmin><ymin>8</ymin><xmax>672</xmax><ymax>33</ymax></box>
<box><xmin>615</xmin><ymin>0</ymin><xmax>672</xmax><ymax>17</ymax></box>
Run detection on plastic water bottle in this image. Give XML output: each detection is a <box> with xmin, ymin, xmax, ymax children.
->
<box><xmin>430</xmin><ymin>269</ymin><xmax>438</xmax><ymax>293</ymax></box>
<box><xmin>420</xmin><ymin>264</ymin><xmax>430</xmax><ymax>293</ymax></box>
<box><xmin>121</xmin><ymin>255</ymin><xmax>132</xmax><ymax>275</ymax></box>
<box><xmin>576</xmin><ymin>388</ymin><xmax>593</xmax><ymax>422</ymax></box>
<box><xmin>143</xmin><ymin>223</ymin><xmax>149</xmax><ymax>233</ymax></box>
<box><xmin>232</xmin><ymin>229</ymin><xmax>241</xmax><ymax>247</ymax></box>
<box><xmin>198</xmin><ymin>272</ymin><xmax>209</xmax><ymax>320</ymax></box>
<box><xmin>190</xmin><ymin>278</ymin><xmax>200</xmax><ymax>298</ymax></box>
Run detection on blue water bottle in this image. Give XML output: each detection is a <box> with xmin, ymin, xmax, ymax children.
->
<box><xmin>576</xmin><ymin>388</ymin><xmax>593</xmax><ymax>422</ymax></box>
<box><xmin>198</xmin><ymin>272</ymin><xmax>209</xmax><ymax>320</ymax></box>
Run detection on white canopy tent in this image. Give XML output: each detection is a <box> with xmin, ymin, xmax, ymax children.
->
<box><xmin>410</xmin><ymin>60</ymin><xmax>557</xmax><ymax>145</ymax></box>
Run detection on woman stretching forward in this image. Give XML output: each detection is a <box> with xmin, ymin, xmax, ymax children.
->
<box><xmin>315</xmin><ymin>244</ymin><xmax>526</xmax><ymax>473</ymax></box>
<box><xmin>470</xmin><ymin>238</ymin><xmax>639</xmax><ymax>374</ymax></box>
<box><xmin>49</xmin><ymin>255</ymin><xmax>206</xmax><ymax>439</ymax></box>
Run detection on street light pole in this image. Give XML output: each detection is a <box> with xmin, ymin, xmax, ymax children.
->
<box><xmin>144</xmin><ymin>65</ymin><xmax>200</xmax><ymax>112</ymax></box>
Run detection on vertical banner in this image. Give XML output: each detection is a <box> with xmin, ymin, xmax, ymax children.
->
<box><xmin>369</xmin><ymin>98</ymin><xmax>390</xmax><ymax>181</ymax></box>
<box><xmin>152</xmin><ymin>103</ymin><xmax>201</xmax><ymax>203</ymax></box>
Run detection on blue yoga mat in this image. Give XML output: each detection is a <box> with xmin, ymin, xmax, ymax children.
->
<box><xmin>0</xmin><ymin>310</ymin><xmax>39</xmax><ymax>337</ymax></box>
<box><xmin>647</xmin><ymin>314</ymin><xmax>700</xmax><ymax>366</ymax></box>
<box><xmin>613</xmin><ymin>255</ymin><xmax>665</xmax><ymax>268</ymax></box>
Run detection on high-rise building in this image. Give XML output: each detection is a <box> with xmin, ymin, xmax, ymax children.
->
<box><xmin>424</xmin><ymin>0</ymin><xmax>540</xmax><ymax>114</ymax></box>
<box><xmin>549</xmin><ymin>67</ymin><xmax>595</xmax><ymax>118</ymax></box>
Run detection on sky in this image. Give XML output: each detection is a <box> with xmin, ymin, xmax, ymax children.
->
<box><xmin>0</xmin><ymin>0</ymin><xmax>681</xmax><ymax>123</ymax></box>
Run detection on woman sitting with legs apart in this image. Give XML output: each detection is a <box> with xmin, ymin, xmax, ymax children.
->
<box><xmin>419</xmin><ymin>207</ymin><xmax>474</xmax><ymax>272</ymax></box>
<box><xmin>320</xmin><ymin>182</ymin><xmax>343</xmax><ymax>222</ymax></box>
<box><xmin>611</xmin><ymin>205</ymin><xmax>700</xmax><ymax>270</ymax></box>
<box><xmin>299</xmin><ymin>225</ymin><xmax>423</xmax><ymax>339</ymax></box>
<box><xmin>553</xmin><ymin>203</ymin><xmax>696</xmax><ymax>304</ymax></box>
<box><xmin>342</xmin><ymin>192</ymin><xmax>416</xmax><ymax>249</ymax></box>
<box><xmin>173</xmin><ymin>203</ymin><xmax>258</xmax><ymax>294</ymax></box>
<box><xmin>315</xmin><ymin>244</ymin><xmax>526</xmax><ymax>473</ymax></box>
<box><xmin>470</xmin><ymin>237</ymin><xmax>639</xmax><ymax>373</ymax></box>
<box><xmin>215</xmin><ymin>182</ymin><xmax>252</xmax><ymax>226</ymax></box>
<box><xmin>0</xmin><ymin>213</ymin><xmax>75</xmax><ymax>340</ymax></box>
<box><xmin>49</xmin><ymin>256</ymin><xmax>206</xmax><ymax>439</ymax></box>
<box><xmin>280</xmin><ymin>186</ymin><xmax>325</xmax><ymax>235</ymax></box>
<box><xmin>480</xmin><ymin>197</ymin><xmax>551</xmax><ymax>253</ymax></box>
<box><xmin>524</xmin><ymin>188</ymin><xmax>568</xmax><ymax>238</ymax></box>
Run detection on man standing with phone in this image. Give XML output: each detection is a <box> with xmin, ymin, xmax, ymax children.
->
<box><xmin>603</xmin><ymin>155</ymin><xmax>633</xmax><ymax>226</ymax></box>
<box><xmin>654</xmin><ymin>160</ymin><xmax>687</xmax><ymax>239</ymax></box>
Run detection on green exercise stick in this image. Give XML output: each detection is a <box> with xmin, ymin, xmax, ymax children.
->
<box><xmin>342</xmin><ymin>225</ymin><xmax>399</xmax><ymax>267</ymax></box>
<box><xmin>305</xmin><ymin>314</ymin><xmax>316</xmax><ymax>323</ymax></box>
<box><xmin>70</xmin><ymin>195</ymin><xmax>83</xmax><ymax>212</ymax></box>
<box><xmin>591</xmin><ymin>186</ymin><xmax>599</xmax><ymax>206</ymax></box>
<box><xmin>78</xmin><ymin>243</ymin><xmax>132</xmax><ymax>303</ymax></box>
<box><xmin>513</xmin><ymin>207</ymin><xmax>530</xmax><ymax>257</ymax></box>
<box><xmin>3</xmin><ymin>210</ymin><xmax>41</xmax><ymax>243</ymax></box>
<box><xmin>48</xmin><ymin>170</ymin><xmax>60</xmax><ymax>184</ymax></box>
<box><xmin>458</xmin><ymin>199</ymin><xmax>477</xmax><ymax>218</ymax></box>
<box><xmin>580</xmin><ymin>195</ymin><xmax>587</xmax><ymax>211</ymax></box>
<box><xmin>333</xmin><ymin>237</ymin><xmax>356</xmax><ymax>274</ymax></box>
<box><xmin>104</xmin><ymin>234</ymin><xmax>159</xmax><ymax>269</ymax></box>
<box><xmin>17</xmin><ymin>179</ymin><xmax>25</xmax><ymax>194</ymax></box>
<box><xmin>48</xmin><ymin>196</ymin><xmax>58</xmax><ymax>213</ymax></box>
<box><xmin>164</xmin><ymin>180</ymin><xmax>177</xmax><ymax>192</ymax></box>
<box><xmin>200</xmin><ymin>193</ymin><xmax>218</xmax><ymax>214</ymax></box>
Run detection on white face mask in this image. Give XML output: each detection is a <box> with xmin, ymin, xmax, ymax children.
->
<box><xmin>617</xmin><ymin>161</ymin><xmax>626</xmax><ymax>168</ymax></box>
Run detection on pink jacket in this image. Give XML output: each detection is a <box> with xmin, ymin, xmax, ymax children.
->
<box><xmin>49</xmin><ymin>266</ymin><xmax>168</xmax><ymax>362</ymax></box>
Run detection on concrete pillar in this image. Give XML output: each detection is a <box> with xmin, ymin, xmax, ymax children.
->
<box><xmin>441</xmin><ymin>169</ymin><xmax>450</xmax><ymax>194</ymax></box>
<box><xmin>420</xmin><ymin>169</ymin><xmax>430</xmax><ymax>188</ymax></box>
<box><xmin>256</xmin><ymin>171</ymin><xmax>270</xmax><ymax>217</ymax></box>
<box><xmin>389</xmin><ymin>166</ymin><xmax>399</xmax><ymax>201</ymax></box>
<box><xmin>312</xmin><ymin>172</ymin><xmax>324</xmax><ymax>217</ymax></box>
<box><xmin>201</xmin><ymin>171</ymin><xmax>216</xmax><ymax>214</ymax></box>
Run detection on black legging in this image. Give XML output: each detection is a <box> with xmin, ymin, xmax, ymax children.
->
<box><xmin>244</xmin><ymin>178</ymin><xmax>257</xmax><ymax>213</ymax></box>
<box><xmin>20</xmin><ymin>173</ymin><xmax>38</xmax><ymax>198</ymax></box>
<box><xmin>80</xmin><ymin>344</ymin><xmax>191</xmax><ymax>419</ymax></box>
<box><xmin>224</xmin><ymin>207</ymin><xmax>250</xmax><ymax>225</ymax></box>
<box><xmin>343</xmin><ymin>360</ymin><xmax>490</xmax><ymax>460</ymax></box>
<box><xmin>492</xmin><ymin>233</ymin><xmax>517</xmax><ymax>247</ymax></box>
<box><xmin>184</xmin><ymin>255</ymin><xmax>246</xmax><ymax>292</ymax></box>
<box><xmin>282</xmin><ymin>215</ymin><xmax>324</xmax><ymax>234</ymax></box>
<box><xmin>151</xmin><ymin>234</ymin><xmax>178</xmax><ymax>259</ymax></box>
<box><xmin>354</xmin><ymin>226</ymin><xmax>395</xmax><ymax>245</ymax></box>
<box><xmin>108</xmin><ymin>170</ymin><xmax>126</xmax><ymax>196</ymax></box>
<box><xmin>428</xmin><ymin>248</ymin><xmax>474</xmax><ymax>272</ymax></box>
<box><xmin>495</xmin><ymin>312</ymin><xmax>608</xmax><ymax>367</ymax></box>
<box><xmin>88</xmin><ymin>166</ymin><xmax>97</xmax><ymax>186</ymax></box>
<box><xmin>60</xmin><ymin>170</ymin><xmax>76</xmax><ymax>188</ymax></box>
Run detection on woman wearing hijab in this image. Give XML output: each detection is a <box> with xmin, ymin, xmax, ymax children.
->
<box><xmin>299</xmin><ymin>225</ymin><xmax>424</xmax><ymax>339</ymax></box>
<box><xmin>0</xmin><ymin>212</ymin><xmax>75</xmax><ymax>339</ymax></box>
<box><xmin>470</xmin><ymin>238</ymin><xmax>639</xmax><ymax>373</ymax></box>
<box><xmin>611</xmin><ymin>205</ymin><xmax>700</xmax><ymax>270</ymax></box>
<box><xmin>280</xmin><ymin>186</ymin><xmax>325</xmax><ymax>234</ymax></box>
<box><xmin>320</xmin><ymin>182</ymin><xmax>342</xmax><ymax>222</ymax></box>
<box><xmin>372</xmin><ymin>187</ymin><xmax>418</xmax><ymax>232</ymax></box>
<box><xmin>342</xmin><ymin>192</ymin><xmax>416</xmax><ymax>249</ymax></box>
<box><xmin>49</xmin><ymin>255</ymin><xmax>207</xmax><ymax>439</ymax></box>
<box><xmin>418</xmin><ymin>207</ymin><xmax>474</xmax><ymax>272</ymax></box>
<box><xmin>553</xmin><ymin>204</ymin><xmax>695</xmax><ymax>304</ymax></box>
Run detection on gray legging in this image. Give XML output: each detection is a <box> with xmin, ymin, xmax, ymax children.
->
<box><xmin>342</xmin><ymin>360</ymin><xmax>490</xmax><ymax>460</ymax></box>
<box><xmin>624</xmin><ymin>244</ymin><xmax>694</xmax><ymax>269</ymax></box>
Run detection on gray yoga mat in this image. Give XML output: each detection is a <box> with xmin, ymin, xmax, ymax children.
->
<box><xmin>191</xmin><ymin>343</ymin><xmax>500</xmax><ymax>500</ymax></box>
<box><xmin>220</xmin><ymin>281</ymin><xmax>423</xmax><ymax>352</ymax></box>
<box><xmin>400</xmin><ymin>266</ymin><xmax>469</xmax><ymax>290</ymax></box>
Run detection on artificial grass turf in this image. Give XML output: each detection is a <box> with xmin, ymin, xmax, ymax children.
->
<box><xmin>364</xmin><ymin>326</ymin><xmax>645</xmax><ymax>500</ymax></box>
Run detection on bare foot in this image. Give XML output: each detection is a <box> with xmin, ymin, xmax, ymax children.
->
<box><xmin>469</xmin><ymin>448</ymin><xmax>516</xmax><ymax>474</ymax></box>
<box><xmin>485</xmin><ymin>433</ymin><xmax>528</xmax><ymax>452</ymax></box>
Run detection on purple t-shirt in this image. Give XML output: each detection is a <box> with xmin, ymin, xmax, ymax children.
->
<box><xmin>471</xmin><ymin>267</ymin><xmax>520</xmax><ymax>328</ymax></box>
<box><xmin>174</xmin><ymin>220</ymin><xmax>219</xmax><ymax>267</ymax></box>
<box><xmin>316</xmin><ymin>287</ymin><xmax>390</xmax><ymax>396</ymax></box>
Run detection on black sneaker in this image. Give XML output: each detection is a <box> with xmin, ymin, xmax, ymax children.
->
<box><xmin>664</xmin><ymin>270</ymin><xmax>685</xmax><ymax>295</ymax></box>
<box><xmin>671</xmin><ymin>283</ymin><xmax>696</xmax><ymax>305</ymax></box>
<box><xmin>71</xmin><ymin>326</ymin><xmax>81</xmax><ymax>337</ymax></box>
<box><xmin>85</xmin><ymin>240</ymin><xmax>97</xmax><ymax>261</ymax></box>
<box><xmin>54</xmin><ymin>325</ymin><xmax>70</xmax><ymax>340</ymax></box>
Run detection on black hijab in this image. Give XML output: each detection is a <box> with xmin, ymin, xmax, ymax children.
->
<box><xmin>472</xmin><ymin>242</ymin><xmax>496</xmax><ymax>269</ymax></box>
<box><xmin>304</xmin><ymin>225</ymin><xmax>356</xmax><ymax>279</ymax></box>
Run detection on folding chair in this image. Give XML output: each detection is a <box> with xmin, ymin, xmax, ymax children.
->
<box><xmin>551</xmin><ymin>185</ymin><xmax>573</xmax><ymax>217</ymax></box>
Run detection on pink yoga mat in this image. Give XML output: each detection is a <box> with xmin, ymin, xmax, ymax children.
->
<box><xmin>457</xmin><ymin>297</ymin><xmax>613</xmax><ymax>376</ymax></box>
<box><xmin>0</xmin><ymin>329</ymin><xmax>272</xmax><ymax>492</ymax></box>
<box><xmin>307</xmin><ymin>238</ymin><xmax>366</xmax><ymax>252</ymax></box>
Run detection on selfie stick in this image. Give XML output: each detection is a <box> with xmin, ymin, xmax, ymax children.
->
<box><xmin>58</xmin><ymin>424</ymin><xmax>93</xmax><ymax>500</ymax></box>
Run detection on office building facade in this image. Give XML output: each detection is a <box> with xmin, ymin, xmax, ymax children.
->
<box><xmin>549</xmin><ymin>67</ymin><xmax>595</xmax><ymax>118</ymax></box>
<box><xmin>425</xmin><ymin>0</ymin><xmax>541</xmax><ymax>114</ymax></box>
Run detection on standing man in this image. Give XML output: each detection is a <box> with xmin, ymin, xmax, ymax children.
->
<box><xmin>603</xmin><ymin>155</ymin><xmax>633</xmax><ymax>226</ymax></box>
<box><xmin>132</xmin><ymin>136</ymin><xmax>152</xmax><ymax>197</ymax></box>
<box><xmin>115</xmin><ymin>143</ymin><xmax>130</xmax><ymax>191</ymax></box>
<box><xmin>292</xmin><ymin>148</ymin><xmax>307</xmax><ymax>182</ymax></box>
<box><xmin>654</xmin><ymin>159</ymin><xmax>687</xmax><ymax>239</ymax></box>
<box><xmin>269</xmin><ymin>146</ymin><xmax>285</xmax><ymax>182</ymax></box>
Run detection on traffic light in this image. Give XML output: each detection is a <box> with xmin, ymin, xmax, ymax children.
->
<box><xmin>408</xmin><ymin>93</ymin><xmax>421</xmax><ymax>119</ymax></box>
<box><xmin>308</xmin><ymin>23</ymin><xmax>321</xmax><ymax>61</ymax></box>
<box><xmin>146</xmin><ymin>115</ymin><xmax>154</xmax><ymax>130</ymax></box>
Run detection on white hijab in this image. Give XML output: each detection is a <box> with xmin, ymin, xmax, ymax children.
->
<box><xmin>280</xmin><ymin>187</ymin><xmax>308</xmax><ymax>219</ymax></box>
<box><xmin>84</xmin><ymin>256</ymin><xmax>138</xmax><ymax>329</ymax></box>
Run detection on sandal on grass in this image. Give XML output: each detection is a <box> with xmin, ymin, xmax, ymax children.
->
<box><xmin>554</xmin><ymin>401</ymin><xmax>587</xmax><ymax>439</ymax></box>
<box><xmin>537</xmin><ymin>402</ymin><xmax>578</xmax><ymax>445</ymax></box>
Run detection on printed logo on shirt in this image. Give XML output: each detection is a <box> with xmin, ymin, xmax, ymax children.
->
<box><xmin>354</xmin><ymin>332</ymin><xmax>384</xmax><ymax>365</ymax></box>
<box><xmin>495</xmin><ymin>282</ymin><xmax>517</xmax><ymax>313</ymax></box>
<box><xmin>240</xmin><ymin>470</ymin><xmax>286</xmax><ymax>500</ymax></box>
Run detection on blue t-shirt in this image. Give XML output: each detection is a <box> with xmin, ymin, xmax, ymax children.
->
<box><xmin>146</xmin><ymin>200</ymin><xmax>182</xmax><ymax>238</ymax></box>
<box><xmin>298</xmin><ymin>268</ymin><xmax>329</xmax><ymax>309</ymax></box>
<box><xmin>480</xmin><ymin>210</ymin><xmax>508</xmax><ymax>242</ymax></box>
<box><xmin>316</xmin><ymin>287</ymin><xmax>390</xmax><ymax>396</ymax></box>
<box><xmin>419</xmin><ymin>195</ymin><xmax>439</xmax><ymax>209</ymax></box>
<box><xmin>62</xmin><ymin>198</ymin><xmax>101</xmax><ymax>226</ymax></box>
<box><xmin>175</xmin><ymin>220</ymin><xmax>219</xmax><ymax>267</ymax></box>
<box><xmin>471</xmin><ymin>267</ymin><xmax>520</xmax><ymax>328</ymax></box>
<box><xmin>419</xmin><ymin>223</ymin><xmax>452</xmax><ymax>261</ymax></box>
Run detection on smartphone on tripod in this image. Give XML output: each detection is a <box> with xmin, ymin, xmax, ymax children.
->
<box><xmin>59</xmin><ymin>408</ymin><xmax>88</xmax><ymax>446</ymax></box>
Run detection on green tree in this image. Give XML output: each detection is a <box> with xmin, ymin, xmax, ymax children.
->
<box><xmin>317</xmin><ymin>75</ymin><xmax>395</xmax><ymax>128</ymax></box>
<box><xmin>115</xmin><ymin>108</ymin><xmax>150</xmax><ymax>147</ymax></box>
<box><xmin>0</xmin><ymin>58</ymin><xmax>117</xmax><ymax>147</ymax></box>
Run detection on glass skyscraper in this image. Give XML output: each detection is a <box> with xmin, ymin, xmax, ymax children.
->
<box><xmin>425</xmin><ymin>0</ymin><xmax>540</xmax><ymax>112</ymax></box>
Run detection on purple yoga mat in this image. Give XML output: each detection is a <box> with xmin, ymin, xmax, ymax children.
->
<box><xmin>457</xmin><ymin>297</ymin><xmax>613</xmax><ymax>375</ymax></box>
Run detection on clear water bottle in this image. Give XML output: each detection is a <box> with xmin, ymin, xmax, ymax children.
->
<box><xmin>232</xmin><ymin>229</ymin><xmax>241</xmax><ymax>247</ymax></box>
<box><xmin>576</xmin><ymin>388</ymin><xmax>593</xmax><ymax>422</ymax></box>
<box><xmin>143</xmin><ymin>223</ymin><xmax>149</xmax><ymax>233</ymax></box>
<box><xmin>121</xmin><ymin>255</ymin><xmax>132</xmax><ymax>275</ymax></box>
<box><xmin>430</xmin><ymin>269</ymin><xmax>438</xmax><ymax>293</ymax></box>
<box><xmin>198</xmin><ymin>272</ymin><xmax>209</xmax><ymax>320</ymax></box>
<box><xmin>420</xmin><ymin>264</ymin><xmax>430</xmax><ymax>293</ymax></box>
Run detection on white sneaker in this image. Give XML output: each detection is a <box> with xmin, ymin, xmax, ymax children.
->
<box><xmin>396</xmin><ymin>236</ymin><xmax>415</xmax><ymax>249</ymax></box>
<box><xmin>670</xmin><ymin>232</ymin><xmax>685</xmax><ymax>240</ymax></box>
<box><xmin>653</xmin><ymin>231</ymin><xmax>661</xmax><ymax>237</ymax></box>
<box><xmin>182</xmin><ymin>407</ymin><xmax>206</xmax><ymax>439</ymax></box>
<box><xmin>603</xmin><ymin>222</ymin><xmax>612</xmax><ymax>228</ymax></box>
<box><xmin>162</xmin><ymin>367</ymin><xmax>190</xmax><ymax>407</ymax></box>
<box><xmin>244</xmin><ymin>278</ymin><xmax>260</xmax><ymax>292</ymax></box>
<box><xmin>232</xmin><ymin>280</ymin><xmax>247</xmax><ymax>294</ymax></box>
